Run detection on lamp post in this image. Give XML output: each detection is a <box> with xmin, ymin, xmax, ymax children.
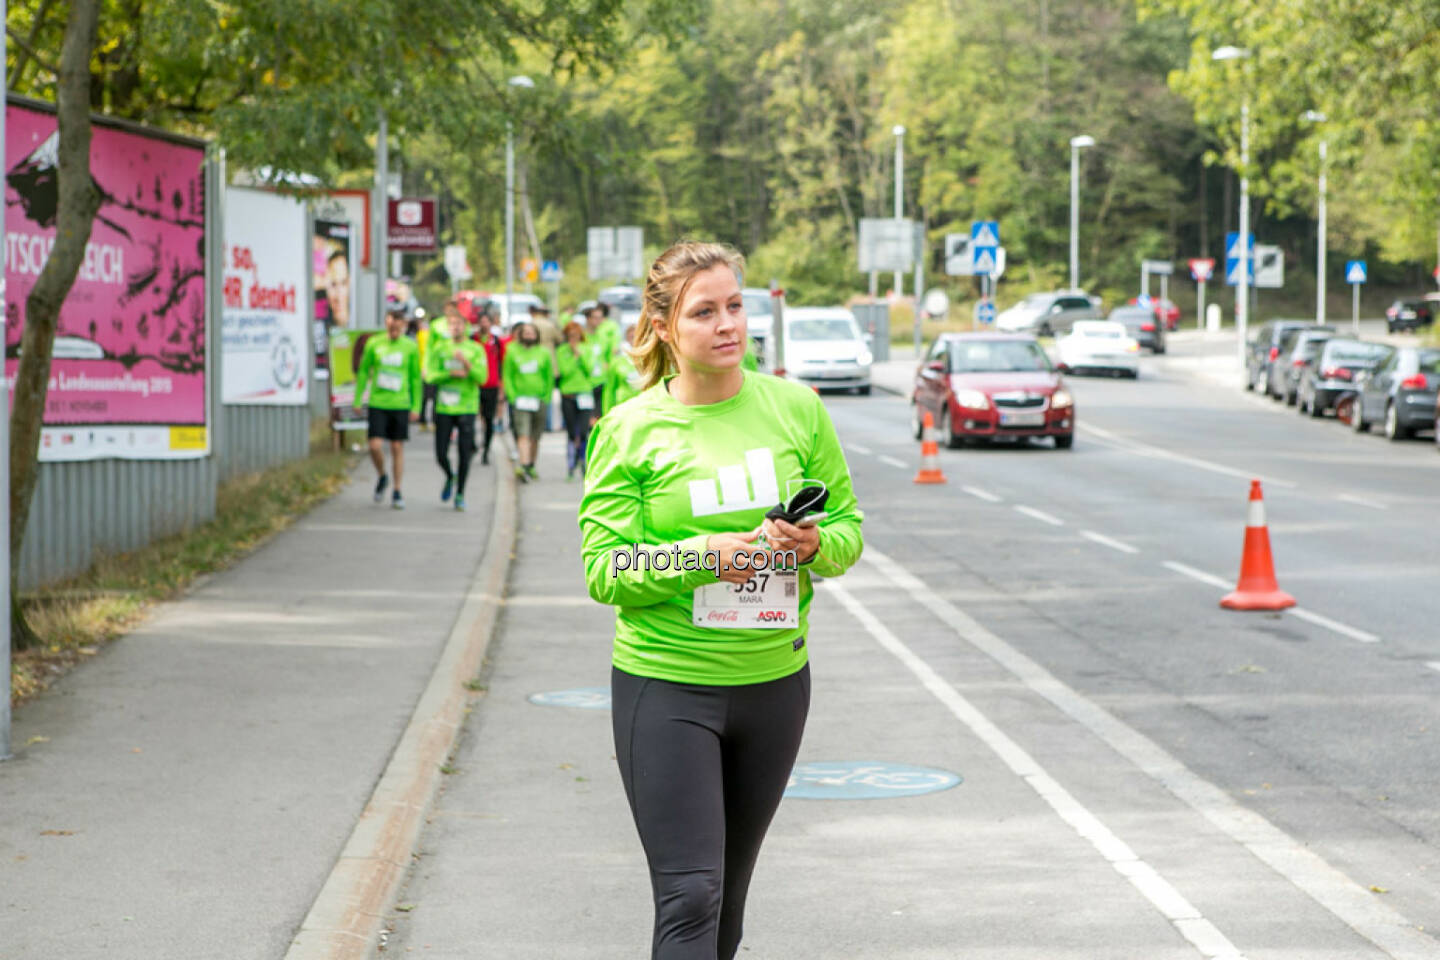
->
<box><xmin>505</xmin><ymin>75</ymin><xmax>534</xmax><ymax>321</ymax></box>
<box><xmin>1302</xmin><ymin>110</ymin><xmax>1328</xmax><ymax>324</ymax></box>
<box><xmin>1069</xmin><ymin>135</ymin><xmax>1095</xmax><ymax>290</ymax></box>
<box><xmin>893</xmin><ymin>124</ymin><xmax>905</xmax><ymax>300</ymax></box>
<box><xmin>1213</xmin><ymin>46</ymin><xmax>1251</xmax><ymax>368</ymax></box>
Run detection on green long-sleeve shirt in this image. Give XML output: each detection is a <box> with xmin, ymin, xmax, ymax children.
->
<box><xmin>502</xmin><ymin>341</ymin><xmax>555</xmax><ymax>405</ymax></box>
<box><xmin>578</xmin><ymin>369</ymin><xmax>864</xmax><ymax>685</ymax></box>
<box><xmin>423</xmin><ymin>336</ymin><xmax>488</xmax><ymax>415</ymax></box>
<box><xmin>556</xmin><ymin>342</ymin><xmax>595</xmax><ymax>395</ymax></box>
<box><xmin>602</xmin><ymin>350</ymin><xmax>644</xmax><ymax>412</ymax></box>
<box><xmin>356</xmin><ymin>334</ymin><xmax>423</xmax><ymax>413</ymax></box>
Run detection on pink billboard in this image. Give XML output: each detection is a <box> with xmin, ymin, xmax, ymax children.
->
<box><xmin>4</xmin><ymin>98</ymin><xmax>208</xmax><ymax>460</ymax></box>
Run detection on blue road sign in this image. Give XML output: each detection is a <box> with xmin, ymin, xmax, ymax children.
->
<box><xmin>971</xmin><ymin>220</ymin><xmax>999</xmax><ymax>275</ymax></box>
<box><xmin>1225</xmin><ymin>231</ymin><xmax>1255</xmax><ymax>286</ymax></box>
<box><xmin>976</xmin><ymin>299</ymin><xmax>996</xmax><ymax>325</ymax></box>
<box><xmin>1345</xmin><ymin>260</ymin><xmax>1367</xmax><ymax>284</ymax></box>
<box><xmin>540</xmin><ymin>260</ymin><xmax>563</xmax><ymax>282</ymax></box>
<box><xmin>528</xmin><ymin>687</ymin><xmax>610</xmax><ymax>709</ymax></box>
<box><xmin>784</xmin><ymin>761</ymin><xmax>963</xmax><ymax>799</ymax></box>
<box><xmin>971</xmin><ymin>249</ymin><xmax>997</xmax><ymax>275</ymax></box>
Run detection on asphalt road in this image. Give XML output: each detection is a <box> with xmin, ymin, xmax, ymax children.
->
<box><xmin>384</xmin><ymin>338</ymin><xmax>1440</xmax><ymax>959</ymax></box>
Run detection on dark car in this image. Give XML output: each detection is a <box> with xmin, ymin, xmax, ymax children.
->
<box><xmin>1247</xmin><ymin>320</ymin><xmax>1322</xmax><ymax>394</ymax></box>
<box><xmin>1108</xmin><ymin>305</ymin><xmax>1166</xmax><ymax>353</ymax></box>
<box><xmin>1384</xmin><ymin>299</ymin><xmax>1434</xmax><ymax>334</ymax></box>
<box><xmin>1268</xmin><ymin>328</ymin><xmax>1334</xmax><ymax>404</ymax></box>
<box><xmin>912</xmin><ymin>333</ymin><xmax>1074</xmax><ymax>449</ymax></box>
<box><xmin>1352</xmin><ymin>346</ymin><xmax>1440</xmax><ymax>439</ymax></box>
<box><xmin>1296</xmin><ymin>338</ymin><xmax>1392</xmax><ymax>418</ymax></box>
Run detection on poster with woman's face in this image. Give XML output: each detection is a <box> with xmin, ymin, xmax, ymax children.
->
<box><xmin>312</xmin><ymin>220</ymin><xmax>353</xmax><ymax>374</ymax></box>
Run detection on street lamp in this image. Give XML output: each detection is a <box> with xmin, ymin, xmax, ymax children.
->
<box><xmin>505</xmin><ymin>74</ymin><xmax>535</xmax><ymax>320</ymax></box>
<box><xmin>1302</xmin><ymin>110</ymin><xmax>1328</xmax><ymax>324</ymax></box>
<box><xmin>1069</xmin><ymin>135</ymin><xmax>1096</xmax><ymax>290</ymax></box>
<box><xmin>1213</xmin><ymin>46</ymin><xmax>1251</xmax><ymax>367</ymax></box>
<box><xmin>893</xmin><ymin>124</ymin><xmax>906</xmax><ymax>300</ymax></box>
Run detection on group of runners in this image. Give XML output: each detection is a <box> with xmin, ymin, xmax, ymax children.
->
<box><xmin>353</xmin><ymin>294</ymin><xmax>649</xmax><ymax>510</ymax></box>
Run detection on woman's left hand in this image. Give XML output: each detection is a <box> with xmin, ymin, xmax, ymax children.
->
<box><xmin>760</xmin><ymin>517</ymin><xmax>819</xmax><ymax>565</ymax></box>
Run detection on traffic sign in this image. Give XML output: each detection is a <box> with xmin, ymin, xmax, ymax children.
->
<box><xmin>1142</xmin><ymin>259</ymin><xmax>1174</xmax><ymax>276</ymax></box>
<box><xmin>1225</xmin><ymin>232</ymin><xmax>1254</xmax><ymax>259</ymax></box>
<box><xmin>444</xmin><ymin>244</ymin><xmax>471</xmax><ymax>281</ymax></box>
<box><xmin>540</xmin><ymin>260</ymin><xmax>562</xmax><ymax>282</ymax></box>
<box><xmin>1225</xmin><ymin>231</ymin><xmax>1257</xmax><ymax>286</ymax></box>
<box><xmin>923</xmin><ymin>288</ymin><xmax>950</xmax><ymax>319</ymax></box>
<box><xmin>1345</xmin><ymin>260</ymin><xmax>1367</xmax><ymax>284</ymax></box>
<box><xmin>520</xmin><ymin>257</ymin><xmax>539</xmax><ymax>284</ymax></box>
<box><xmin>971</xmin><ymin>249</ymin><xmax>997</xmax><ymax>275</ymax></box>
<box><xmin>1254</xmin><ymin>245</ymin><xmax>1283</xmax><ymax>289</ymax></box>
<box><xmin>975</xmin><ymin>299</ymin><xmax>996</xmax><ymax>325</ymax></box>
<box><xmin>970</xmin><ymin>221</ymin><xmax>1000</xmax><ymax>248</ymax></box>
<box><xmin>858</xmin><ymin>218</ymin><xmax>915</xmax><ymax>273</ymax></box>
<box><xmin>1189</xmin><ymin>258</ymin><xmax>1215</xmax><ymax>282</ymax></box>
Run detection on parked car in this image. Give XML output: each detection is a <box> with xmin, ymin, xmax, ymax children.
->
<box><xmin>598</xmin><ymin>284</ymin><xmax>644</xmax><ymax>336</ymax></box>
<box><xmin>912</xmin><ymin>333</ymin><xmax>1074</xmax><ymax>449</ymax></box>
<box><xmin>1056</xmin><ymin>320</ymin><xmax>1141</xmax><ymax>377</ymax></box>
<box><xmin>1107</xmin><ymin>305</ymin><xmax>1166</xmax><ymax>354</ymax></box>
<box><xmin>1384</xmin><ymin>299</ymin><xmax>1434</xmax><ymax>333</ymax></box>
<box><xmin>994</xmin><ymin>291</ymin><xmax>1099</xmax><ymax>337</ymax></box>
<box><xmin>488</xmin><ymin>292</ymin><xmax>544</xmax><ymax>329</ymax></box>
<box><xmin>1296</xmin><ymin>338</ymin><xmax>1393</xmax><ymax>417</ymax></box>
<box><xmin>1268</xmin><ymin>328</ymin><xmax>1334</xmax><ymax>403</ymax></box>
<box><xmin>1352</xmin><ymin>346</ymin><xmax>1440</xmax><ymax>439</ymax></box>
<box><xmin>1247</xmin><ymin>320</ymin><xmax>1323</xmax><ymax>393</ymax></box>
<box><xmin>770</xmin><ymin>306</ymin><xmax>872</xmax><ymax>394</ymax></box>
<box><xmin>741</xmin><ymin>287</ymin><xmax>775</xmax><ymax>344</ymax></box>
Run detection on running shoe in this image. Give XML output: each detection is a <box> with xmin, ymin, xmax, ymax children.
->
<box><xmin>524</xmin><ymin>465</ymin><xmax>539</xmax><ymax>481</ymax></box>
<box><xmin>392</xmin><ymin>491</ymin><xmax>405</xmax><ymax>510</ymax></box>
<box><xmin>514</xmin><ymin>465</ymin><xmax>529</xmax><ymax>484</ymax></box>
<box><xmin>454</xmin><ymin>495</ymin><xmax>467</xmax><ymax>512</ymax></box>
<box><xmin>374</xmin><ymin>473</ymin><xmax>389</xmax><ymax>503</ymax></box>
<box><xmin>441</xmin><ymin>477</ymin><xmax>454</xmax><ymax>503</ymax></box>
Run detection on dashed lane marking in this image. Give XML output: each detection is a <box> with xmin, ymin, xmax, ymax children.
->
<box><xmin>1080</xmin><ymin>530</ymin><xmax>1140</xmax><ymax>555</ymax></box>
<box><xmin>1288</xmin><ymin>607</ymin><xmax>1380</xmax><ymax>644</ymax></box>
<box><xmin>845</xmin><ymin>442</ymin><xmax>874</xmax><ymax>456</ymax></box>
<box><xmin>1163</xmin><ymin>561</ymin><xmax>1233</xmax><ymax>590</ymax></box>
<box><xmin>1014</xmin><ymin>505</ymin><xmax>1064</xmax><ymax>526</ymax></box>
<box><xmin>877</xmin><ymin>454</ymin><xmax>909</xmax><ymax>469</ymax></box>
<box><xmin>1336</xmin><ymin>493</ymin><xmax>1388</xmax><ymax>511</ymax></box>
<box><xmin>1080</xmin><ymin>422</ymin><xmax>1298</xmax><ymax>489</ymax></box>
<box><xmin>961</xmin><ymin>485</ymin><xmax>1003</xmax><ymax>503</ymax></box>
<box><xmin>857</xmin><ymin>547</ymin><xmax>1440</xmax><ymax>960</ymax></box>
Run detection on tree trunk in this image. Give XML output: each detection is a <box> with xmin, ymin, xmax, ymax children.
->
<box><xmin>9</xmin><ymin>0</ymin><xmax>104</xmax><ymax>650</ymax></box>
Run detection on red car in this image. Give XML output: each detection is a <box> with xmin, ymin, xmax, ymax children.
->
<box><xmin>1154</xmin><ymin>298</ymin><xmax>1181</xmax><ymax>331</ymax></box>
<box><xmin>911</xmin><ymin>333</ymin><xmax>1075</xmax><ymax>449</ymax></box>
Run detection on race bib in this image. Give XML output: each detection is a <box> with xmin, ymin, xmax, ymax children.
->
<box><xmin>693</xmin><ymin>569</ymin><xmax>799</xmax><ymax>630</ymax></box>
<box><xmin>575</xmin><ymin>392</ymin><xmax>595</xmax><ymax>411</ymax></box>
<box><xmin>513</xmin><ymin>395</ymin><xmax>541</xmax><ymax>412</ymax></box>
<box><xmin>381</xmin><ymin>352</ymin><xmax>403</xmax><ymax>367</ymax></box>
<box><xmin>591</xmin><ymin>363</ymin><xmax>605</xmax><ymax>378</ymax></box>
<box><xmin>377</xmin><ymin>372</ymin><xmax>404</xmax><ymax>392</ymax></box>
<box><xmin>439</xmin><ymin>389</ymin><xmax>461</xmax><ymax>408</ymax></box>
<box><xmin>519</xmin><ymin>361</ymin><xmax>539</xmax><ymax>374</ymax></box>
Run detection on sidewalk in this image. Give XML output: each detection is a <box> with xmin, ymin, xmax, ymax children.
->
<box><xmin>1</xmin><ymin>435</ymin><xmax>510</xmax><ymax>960</ymax></box>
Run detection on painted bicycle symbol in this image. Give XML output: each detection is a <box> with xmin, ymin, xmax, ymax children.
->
<box><xmin>784</xmin><ymin>762</ymin><xmax>962</xmax><ymax>799</ymax></box>
<box><xmin>527</xmin><ymin>687</ymin><xmax>612</xmax><ymax>709</ymax></box>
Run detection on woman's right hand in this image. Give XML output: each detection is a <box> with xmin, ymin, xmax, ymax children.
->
<box><xmin>706</xmin><ymin>528</ymin><xmax>765</xmax><ymax>585</ymax></box>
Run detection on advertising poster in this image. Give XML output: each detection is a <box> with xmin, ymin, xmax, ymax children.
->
<box><xmin>222</xmin><ymin>187</ymin><xmax>307</xmax><ymax>405</ymax></box>
<box><xmin>311</xmin><ymin>190</ymin><xmax>370</xmax><ymax>267</ymax></box>
<box><xmin>4</xmin><ymin>98</ymin><xmax>209</xmax><ymax>461</ymax></box>
<box><xmin>327</xmin><ymin>327</ymin><xmax>377</xmax><ymax>431</ymax></box>
<box><xmin>312</xmin><ymin>219</ymin><xmax>354</xmax><ymax>379</ymax></box>
<box><xmin>387</xmin><ymin>197</ymin><xmax>437</xmax><ymax>252</ymax></box>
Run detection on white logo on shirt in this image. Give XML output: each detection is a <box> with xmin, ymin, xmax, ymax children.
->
<box><xmin>688</xmin><ymin>448</ymin><xmax>780</xmax><ymax>518</ymax></box>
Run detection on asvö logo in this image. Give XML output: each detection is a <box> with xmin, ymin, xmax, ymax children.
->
<box><xmin>689</xmin><ymin>448</ymin><xmax>780</xmax><ymax>518</ymax></box>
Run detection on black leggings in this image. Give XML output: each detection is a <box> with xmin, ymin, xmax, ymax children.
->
<box><xmin>479</xmin><ymin>387</ymin><xmax>499</xmax><ymax>456</ymax></box>
<box><xmin>434</xmin><ymin>412</ymin><xmax>476</xmax><ymax>494</ymax></box>
<box><xmin>560</xmin><ymin>393</ymin><xmax>594</xmax><ymax>473</ymax></box>
<box><xmin>611</xmin><ymin>663</ymin><xmax>810</xmax><ymax>960</ymax></box>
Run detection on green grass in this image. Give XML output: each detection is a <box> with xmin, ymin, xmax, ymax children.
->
<box><xmin>10</xmin><ymin>421</ymin><xmax>355</xmax><ymax>706</ymax></box>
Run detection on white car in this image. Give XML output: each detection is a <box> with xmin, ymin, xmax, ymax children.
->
<box><xmin>742</xmin><ymin>287</ymin><xmax>775</xmax><ymax>343</ymax></box>
<box><xmin>489</xmin><ymin>292</ymin><xmax>545</xmax><ymax>329</ymax></box>
<box><xmin>1056</xmin><ymin>320</ymin><xmax>1141</xmax><ymax>378</ymax></box>
<box><xmin>768</xmin><ymin>306</ymin><xmax>873</xmax><ymax>394</ymax></box>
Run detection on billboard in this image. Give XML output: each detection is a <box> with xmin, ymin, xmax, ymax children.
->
<box><xmin>311</xmin><ymin>189</ymin><xmax>371</xmax><ymax>267</ymax></box>
<box><xmin>387</xmin><ymin>197</ymin><xmax>437</xmax><ymax>252</ymax></box>
<box><xmin>4</xmin><ymin>98</ymin><xmax>209</xmax><ymax>461</ymax></box>
<box><xmin>222</xmin><ymin>187</ymin><xmax>307</xmax><ymax>405</ymax></box>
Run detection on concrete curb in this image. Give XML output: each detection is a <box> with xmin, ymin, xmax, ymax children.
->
<box><xmin>282</xmin><ymin>463</ymin><xmax>519</xmax><ymax>960</ymax></box>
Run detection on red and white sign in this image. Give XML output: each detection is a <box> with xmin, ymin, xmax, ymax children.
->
<box><xmin>387</xmin><ymin>197</ymin><xmax>437</xmax><ymax>252</ymax></box>
<box><xmin>1189</xmin><ymin>258</ymin><xmax>1216</xmax><ymax>282</ymax></box>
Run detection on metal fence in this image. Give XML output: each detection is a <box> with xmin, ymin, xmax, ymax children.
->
<box><xmin>218</xmin><ymin>405</ymin><xmax>312</xmax><ymax>484</ymax></box>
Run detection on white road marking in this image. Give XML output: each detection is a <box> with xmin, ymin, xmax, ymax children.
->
<box><xmin>961</xmin><ymin>485</ymin><xmax>1003</xmax><ymax>503</ymax></box>
<box><xmin>877</xmin><ymin>454</ymin><xmax>908</xmax><ymax>469</ymax></box>
<box><xmin>1288</xmin><ymin>608</ymin><xmax>1380</xmax><ymax>644</ymax></box>
<box><xmin>1081</xmin><ymin>530</ymin><xmax>1140</xmax><ymax>555</ymax></box>
<box><xmin>1014</xmin><ymin>505</ymin><xmax>1064</xmax><ymax>526</ymax></box>
<box><xmin>1080</xmin><ymin>422</ymin><xmax>1298</xmax><ymax>489</ymax></box>
<box><xmin>1337</xmin><ymin>493</ymin><xmax>1388</xmax><ymax>511</ymax></box>
<box><xmin>857</xmin><ymin>546</ymin><xmax>1440</xmax><ymax>960</ymax></box>
<box><xmin>825</xmin><ymin>577</ymin><xmax>1249</xmax><ymax>960</ymax></box>
<box><xmin>1163</xmin><ymin>561</ymin><xmax>1233</xmax><ymax>590</ymax></box>
<box><xmin>845</xmin><ymin>442</ymin><xmax>874</xmax><ymax>456</ymax></box>
<box><xmin>1427</xmin><ymin>662</ymin><xmax>1440</xmax><ymax>674</ymax></box>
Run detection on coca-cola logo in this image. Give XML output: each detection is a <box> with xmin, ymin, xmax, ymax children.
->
<box><xmin>706</xmin><ymin>610</ymin><xmax>740</xmax><ymax>622</ymax></box>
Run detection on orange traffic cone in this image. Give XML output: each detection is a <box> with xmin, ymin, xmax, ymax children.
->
<box><xmin>913</xmin><ymin>411</ymin><xmax>947</xmax><ymax>485</ymax></box>
<box><xmin>1220</xmin><ymin>480</ymin><xmax>1295</xmax><ymax>611</ymax></box>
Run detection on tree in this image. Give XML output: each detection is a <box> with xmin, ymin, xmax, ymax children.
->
<box><xmin>9</xmin><ymin>0</ymin><xmax>104</xmax><ymax>649</ymax></box>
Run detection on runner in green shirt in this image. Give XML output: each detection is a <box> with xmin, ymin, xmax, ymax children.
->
<box><xmin>356</xmin><ymin>304</ymin><xmax>423</xmax><ymax>509</ymax></box>
<box><xmin>556</xmin><ymin>322</ymin><xmax>600</xmax><ymax>481</ymax></box>
<box><xmin>501</xmin><ymin>321</ymin><xmax>555</xmax><ymax>482</ymax></box>
<box><xmin>578</xmin><ymin>241</ymin><xmax>863</xmax><ymax>959</ymax></box>
<box><xmin>423</xmin><ymin>316</ymin><xmax>488</xmax><ymax>511</ymax></box>
<box><xmin>601</xmin><ymin>323</ymin><xmax>644</xmax><ymax>412</ymax></box>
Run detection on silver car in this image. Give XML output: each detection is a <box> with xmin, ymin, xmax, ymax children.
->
<box><xmin>769</xmin><ymin>306</ymin><xmax>873</xmax><ymax>394</ymax></box>
<box><xmin>995</xmin><ymin>291</ymin><xmax>1100</xmax><ymax>337</ymax></box>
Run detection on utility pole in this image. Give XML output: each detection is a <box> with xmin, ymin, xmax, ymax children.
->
<box><xmin>893</xmin><ymin>125</ymin><xmax>905</xmax><ymax>301</ymax></box>
<box><xmin>375</xmin><ymin>111</ymin><xmax>388</xmax><ymax>320</ymax></box>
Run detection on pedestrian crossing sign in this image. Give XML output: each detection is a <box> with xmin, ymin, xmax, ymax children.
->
<box><xmin>1345</xmin><ymin>261</ymin><xmax>1367</xmax><ymax>284</ymax></box>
